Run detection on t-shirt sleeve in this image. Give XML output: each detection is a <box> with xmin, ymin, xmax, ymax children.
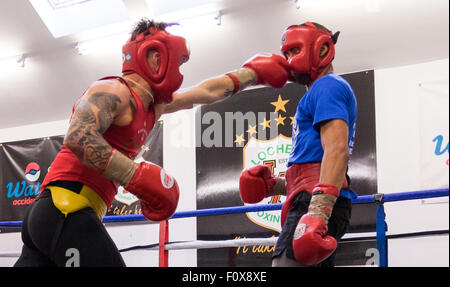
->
<box><xmin>312</xmin><ymin>79</ymin><xmax>351</xmax><ymax>131</ymax></box>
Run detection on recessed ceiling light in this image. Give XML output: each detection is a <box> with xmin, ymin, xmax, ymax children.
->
<box><xmin>29</xmin><ymin>0</ymin><xmax>130</xmax><ymax>38</ymax></box>
<box><xmin>47</xmin><ymin>0</ymin><xmax>93</xmax><ymax>10</ymax></box>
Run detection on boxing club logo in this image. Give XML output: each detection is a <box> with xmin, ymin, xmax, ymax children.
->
<box><xmin>5</xmin><ymin>162</ymin><xmax>42</xmax><ymax>206</ymax></box>
<box><xmin>242</xmin><ymin>135</ymin><xmax>291</xmax><ymax>233</ymax></box>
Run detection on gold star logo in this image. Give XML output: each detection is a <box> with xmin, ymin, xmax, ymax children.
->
<box><xmin>271</xmin><ymin>95</ymin><xmax>290</xmax><ymax>113</ymax></box>
<box><xmin>246</xmin><ymin>124</ymin><xmax>257</xmax><ymax>137</ymax></box>
<box><xmin>290</xmin><ymin>116</ymin><xmax>295</xmax><ymax>125</ymax></box>
<box><xmin>234</xmin><ymin>133</ymin><xmax>245</xmax><ymax>146</ymax></box>
<box><xmin>259</xmin><ymin>118</ymin><xmax>271</xmax><ymax>130</ymax></box>
<box><xmin>275</xmin><ymin>114</ymin><xmax>286</xmax><ymax>126</ymax></box>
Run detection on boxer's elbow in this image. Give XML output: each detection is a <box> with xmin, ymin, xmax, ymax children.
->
<box><xmin>63</xmin><ymin>136</ymin><xmax>84</xmax><ymax>158</ymax></box>
<box><xmin>63</xmin><ymin>132</ymin><xmax>110</xmax><ymax>171</ymax></box>
<box><xmin>324</xmin><ymin>142</ymin><xmax>349</xmax><ymax>163</ymax></box>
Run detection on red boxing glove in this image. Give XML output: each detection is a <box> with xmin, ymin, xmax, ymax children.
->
<box><xmin>292</xmin><ymin>183</ymin><xmax>340</xmax><ymax>265</ymax></box>
<box><xmin>292</xmin><ymin>215</ymin><xmax>337</xmax><ymax>266</ymax></box>
<box><xmin>242</xmin><ymin>53</ymin><xmax>291</xmax><ymax>88</ymax></box>
<box><xmin>239</xmin><ymin>165</ymin><xmax>276</xmax><ymax>203</ymax></box>
<box><xmin>125</xmin><ymin>161</ymin><xmax>179</xmax><ymax>221</ymax></box>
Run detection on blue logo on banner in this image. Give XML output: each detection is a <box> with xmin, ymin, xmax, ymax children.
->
<box><xmin>4</xmin><ymin>162</ymin><xmax>42</xmax><ymax>205</ymax></box>
<box><xmin>433</xmin><ymin>135</ymin><xmax>449</xmax><ymax>156</ymax></box>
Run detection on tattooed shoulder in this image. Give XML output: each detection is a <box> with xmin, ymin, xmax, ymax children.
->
<box><xmin>89</xmin><ymin>92</ymin><xmax>123</xmax><ymax>133</ymax></box>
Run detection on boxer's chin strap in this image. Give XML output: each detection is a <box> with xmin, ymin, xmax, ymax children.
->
<box><xmin>102</xmin><ymin>149</ymin><xmax>138</xmax><ymax>187</ymax></box>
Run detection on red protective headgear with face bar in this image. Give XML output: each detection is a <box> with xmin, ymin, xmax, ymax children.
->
<box><xmin>122</xmin><ymin>28</ymin><xmax>190</xmax><ymax>104</ymax></box>
<box><xmin>281</xmin><ymin>22</ymin><xmax>339</xmax><ymax>83</ymax></box>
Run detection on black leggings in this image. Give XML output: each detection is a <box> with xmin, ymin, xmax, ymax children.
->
<box><xmin>14</xmin><ymin>189</ymin><xmax>125</xmax><ymax>267</ymax></box>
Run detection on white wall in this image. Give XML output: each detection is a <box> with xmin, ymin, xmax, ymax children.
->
<box><xmin>375</xmin><ymin>58</ymin><xmax>449</xmax><ymax>267</ymax></box>
<box><xmin>1</xmin><ymin>59</ymin><xmax>449</xmax><ymax>267</ymax></box>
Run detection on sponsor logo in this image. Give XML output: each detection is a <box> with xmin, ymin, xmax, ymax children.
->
<box><xmin>293</xmin><ymin>223</ymin><xmax>307</xmax><ymax>240</ymax></box>
<box><xmin>25</xmin><ymin>162</ymin><xmax>41</xmax><ymax>182</ymax></box>
<box><xmin>160</xmin><ymin>169</ymin><xmax>175</xmax><ymax>189</ymax></box>
<box><xmin>433</xmin><ymin>134</ymin><xmax>449</xmax><ymax>166</ymax></box>
<box><xmin>122</xmin><ymin>52</ymin><xmax>132</xmax><ymax>63</ymax></box>
<box><xmin>242</xmin><ymin>135</ymin><xmax>291</xmax><ymax>233</ymax></box>
<box><xmin>5</xmin><ymin>162</ymin><xmax>41</xmax><ymax>206</ymax></box>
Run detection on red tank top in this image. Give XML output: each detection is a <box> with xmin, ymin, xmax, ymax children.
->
<box><xmin>42</xmin><ymin>76</ymin><xmax>156</xmax><ymax>208</ymax></box>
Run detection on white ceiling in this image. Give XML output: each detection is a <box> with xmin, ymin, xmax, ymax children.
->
<box><xmin>0</xmin><ymin>0</ymin><xmax>448</xmax><ymax>130</ymax></box>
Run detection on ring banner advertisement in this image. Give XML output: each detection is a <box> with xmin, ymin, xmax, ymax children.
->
<box><xmin>196</xmin><ymin>71</ymin><xmax>378</xmax><ymax>266</ymax></box>
<box><xmin>0</xmin><ymin>136</ymin><xmax>63</xmax><ymax>230</ymax></box>
<box><xmin>0</xmin><ymin>121</ymin><xmax>163</xmax><ymax>232</ymax></box>
<box><xmin>418</xmin><ymin>79</ymin><xmax>449</xmax><ymax>191</ymax></box>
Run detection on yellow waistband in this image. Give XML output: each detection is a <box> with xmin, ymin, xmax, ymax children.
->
<box><xmin>48</xmin><ymin>185</ymin><xmax>107</xmax><ymax>220</ymax></box>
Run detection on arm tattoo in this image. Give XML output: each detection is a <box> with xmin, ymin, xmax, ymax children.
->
<box><xmin>231</xmin><ymin>68</ymin><xmax>258</xmax><ymax>92</ymax></box>
<box><xmin>223</xmin><ymin>88</ymin><xmax>234</xmax><ymax>98</ymax></box>
<box><xmin>64</xmin><ymin>92</ymin><xmax>122</xmax><ymax>171</ymax></box>
<box><xmin>88</xmin><ymin>92</ymin><xmax>122</xmax><ymax>133</ymax></box>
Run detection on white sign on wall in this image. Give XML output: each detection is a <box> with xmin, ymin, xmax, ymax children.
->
<box><xmin>419</xmin><ymin>79</ymin><xmax>449</xmax><ymax>190</ymax></box>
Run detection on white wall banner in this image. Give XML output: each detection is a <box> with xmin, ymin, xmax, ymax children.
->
<box><xmin>419</xmin><ymin>79</ymin><xmax>449</xmax><ymax>190</ymax></box>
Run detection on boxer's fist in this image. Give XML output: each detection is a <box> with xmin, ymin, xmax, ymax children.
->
<box><xmin>292</xmin><ymin>215</ymin><xmax>337</xmax><ymax>266</ymax></box>
<box><xmin>242</xmin><ymin>53</ymin><xmax>290</xmax><ymax>88</ymax></box>
<box><xmin>239</xmin><ymin>165</ymin><xmax>276</xmax><ymax>203</ymax></box>
<box><xmin>125</xmin><ymin>161</ymin><xmax>179</xmax><ymax>221</ymax></box>
<box><xmin>292</xmin><ymin>183</ymin><xmax>340</xmax><ymax>265</ymax></box>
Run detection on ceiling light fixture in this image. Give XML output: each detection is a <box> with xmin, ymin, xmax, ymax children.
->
<box><xmin>0</xmin><ymin>54</ymin><xmax>26</xmax><ymax>69</ymax></box>
<box><xmin>47</xmin><ymin>0</ymin><xmax>92</xmax><ymax>10</ymax></box>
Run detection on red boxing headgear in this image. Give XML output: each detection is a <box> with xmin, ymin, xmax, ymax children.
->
<box><xmin>281</xmin><ymin>22</ymin><xmax>339</xmax><ymax>83</ymax></box>
<box><xmin>122</xmin><ymin>28</ymin><xmax>190</xmax><ymax>104</ymax></box>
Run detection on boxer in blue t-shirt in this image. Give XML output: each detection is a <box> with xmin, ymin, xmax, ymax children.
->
<box><xmin>238</xmin><ymin>22</ymin><xmax>357</xmax><ymax>267</ymax></box>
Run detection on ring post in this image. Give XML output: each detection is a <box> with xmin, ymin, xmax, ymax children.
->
<box><xmin>374</xmin><ymin>194</ymin><xmax>388</xmax><ymax>267</ymax></box>
<box><xmin>159</xmin><ymin>220</ymin><xmax>169</xmax><ymax>267</ymax></box>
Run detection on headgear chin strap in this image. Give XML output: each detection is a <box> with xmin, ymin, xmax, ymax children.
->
<box><xmin>281</xmin><ymin>22</ymin><xmax>339</xmax><ymax>84</ymax></box>
<box><xmin>122</xmin><ymin>28</ymin><xmax>190</xmax><ymax>104</ymax></box>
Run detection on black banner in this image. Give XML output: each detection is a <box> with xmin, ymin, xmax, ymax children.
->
<box><xmin>0</xmin><ymin>120</ymin><xmax>163</xmax><ymax>231</ymax></box>
<box><xmin>196</xmin><ymin>71</ymin><xmax>377</xmax><ymax>266</ymax></box>
<box><xmin>0</xmin><ymin>136</ymin><xmax>63</xmax><ymax>223</ymax></box>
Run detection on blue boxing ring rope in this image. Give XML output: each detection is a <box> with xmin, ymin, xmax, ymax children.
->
<box><xmin>0</xmin><ymin>188</ymin><xmax>448</xmax><ymax>267</ymax></box>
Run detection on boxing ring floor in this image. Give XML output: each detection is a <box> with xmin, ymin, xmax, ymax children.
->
<box><xmin>0</xmin><ymin>188</ymin><xmax>448</xmax><ymax>267</ymax></box>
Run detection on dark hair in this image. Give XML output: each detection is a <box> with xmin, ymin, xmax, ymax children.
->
<box><xmin>306</xmin><ymin>22</ymin><xmax>331</xmax><ymax>32</ymax></box>
<box><xmin>130</xmin><ymin>18</ymin><xmax>178</xmax><ymax>40</ymax></box>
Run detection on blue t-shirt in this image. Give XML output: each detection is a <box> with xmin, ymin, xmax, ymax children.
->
<box><xmin>288</xmin><ymin>72</ymin><xmax>358</xmax><ymax>199</ymax></box>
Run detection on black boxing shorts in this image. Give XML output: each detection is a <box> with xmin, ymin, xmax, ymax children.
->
<box><xmin>272</xmin><ymin>191</ymin><xmax>352</xmax><ymax>267</ymax></box>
